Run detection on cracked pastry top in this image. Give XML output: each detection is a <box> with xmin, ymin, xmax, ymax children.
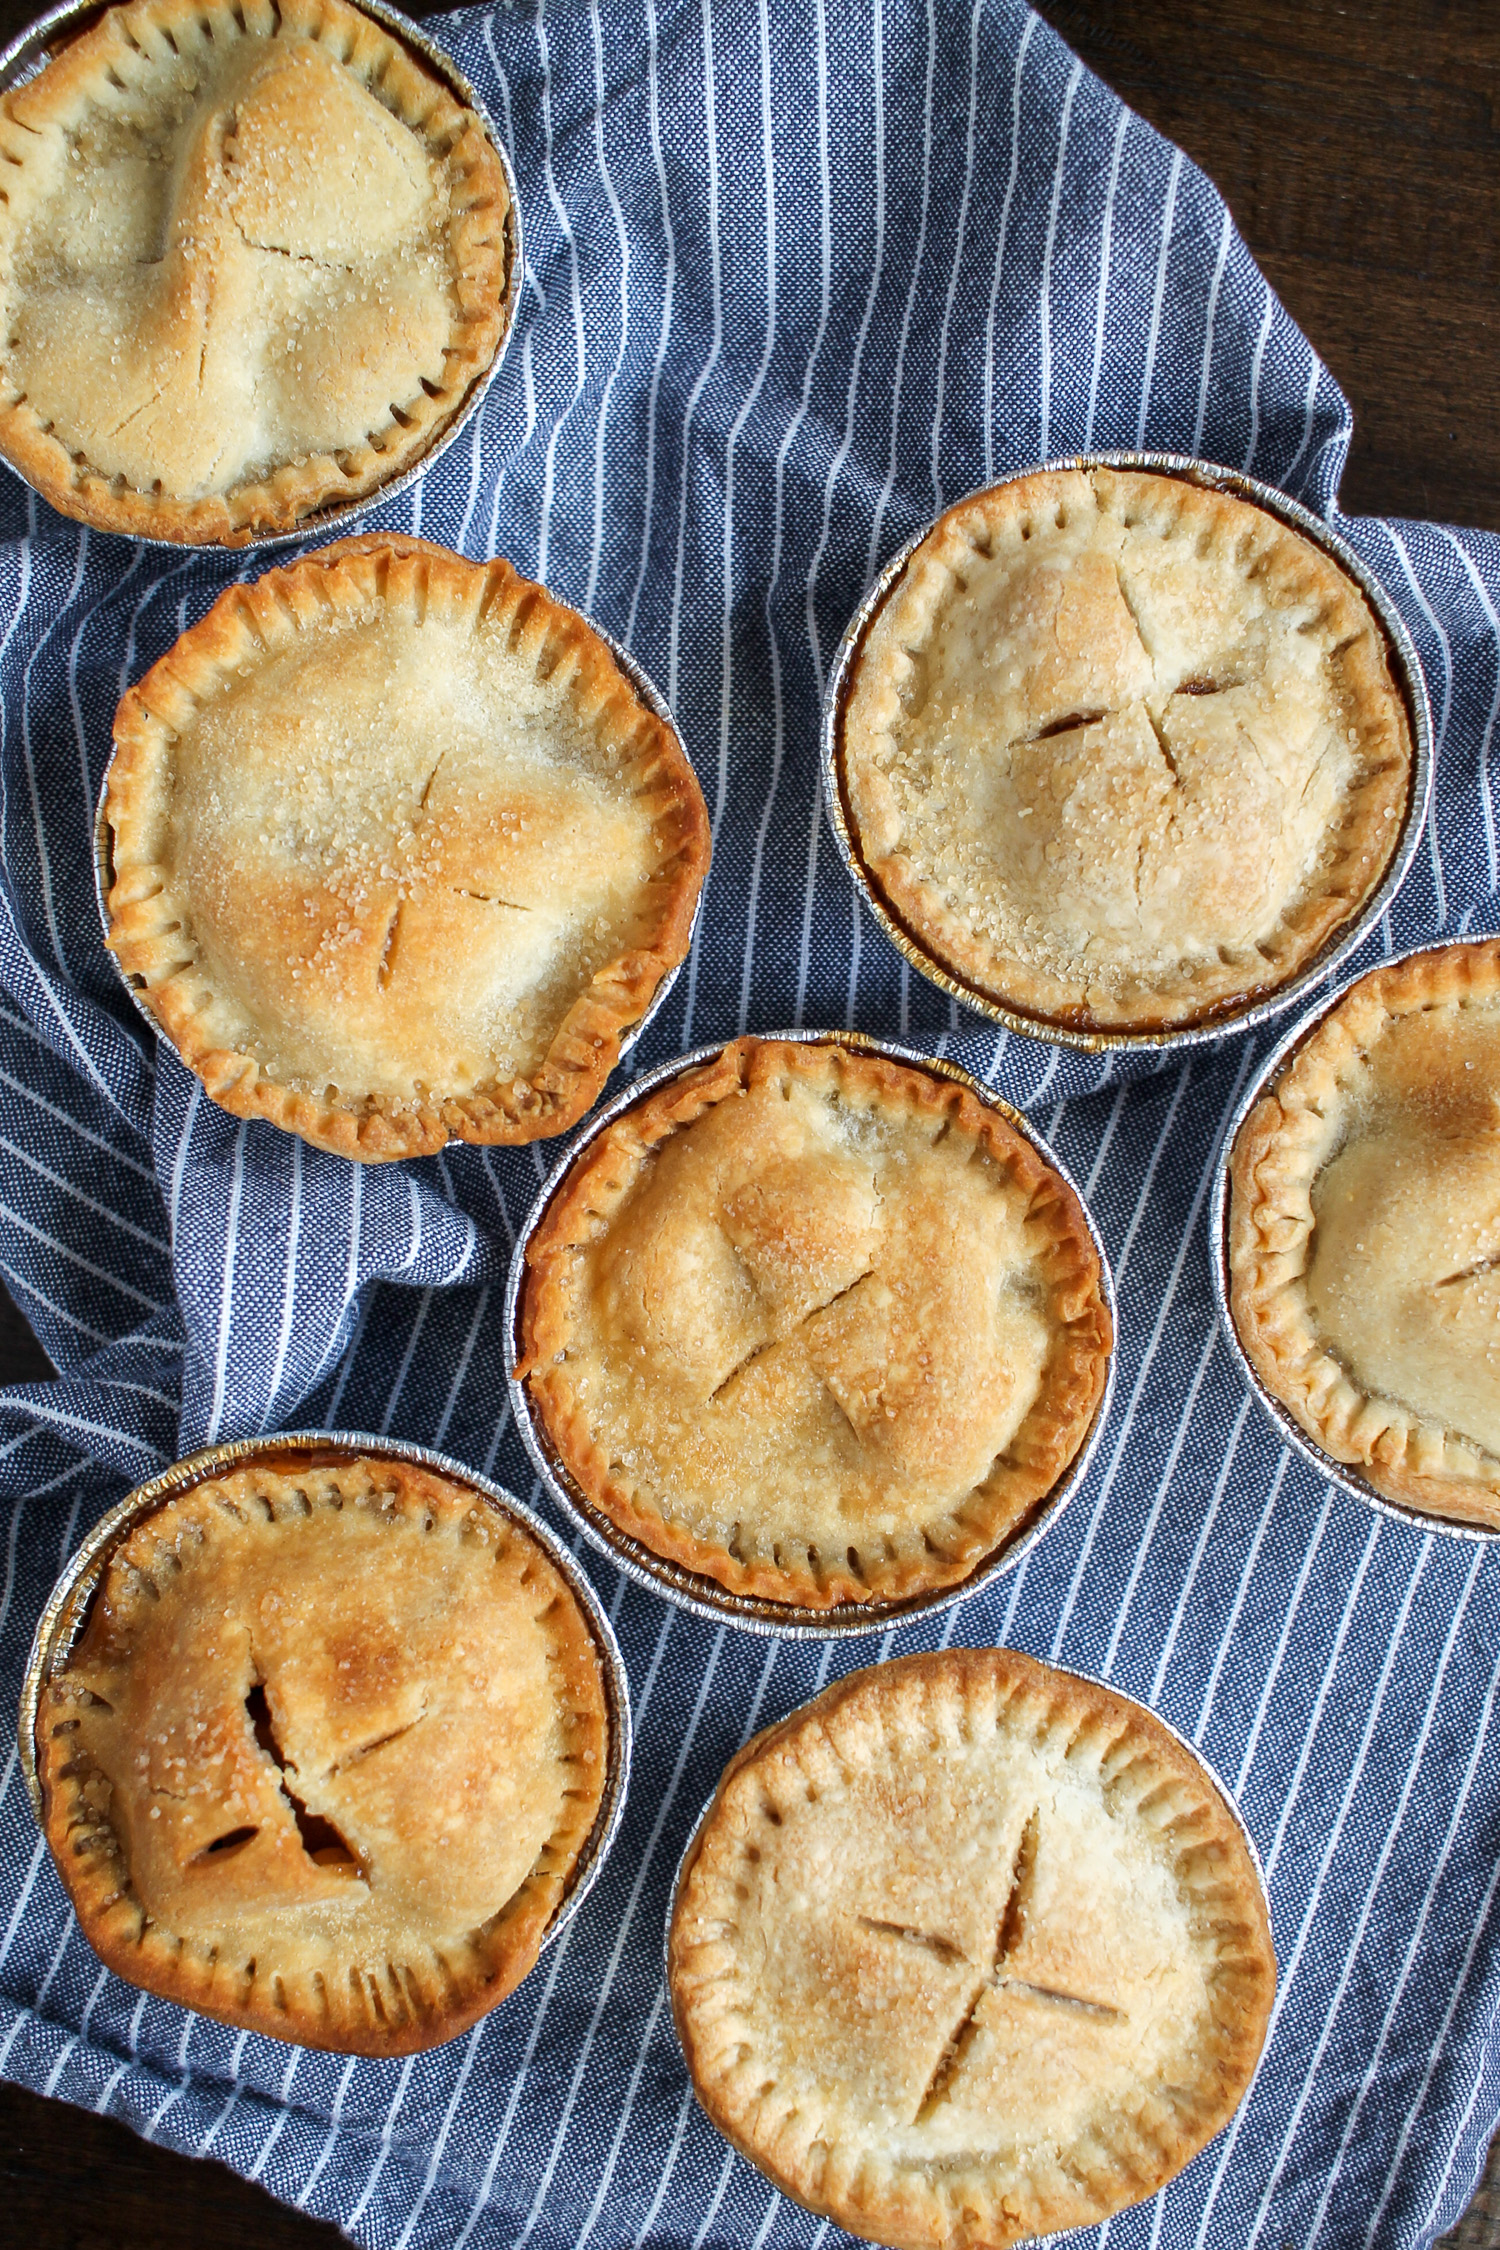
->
<box><xmin>669</xmin><ymin>1648</ymin><xmax>1275</xmax><ymax>2250</ymax></box>
<box><xmin>1229</xmin><ymin>939</ymin><xmax>1500</xmax><ymax>1529</ymax></box>
<box><xmin>0</xmin><ymin>0</ymin><xmax>511</xmax><ymax>544</ymax></box>
<box><xmin>517</xmin><ymin>1037</ymin><xmax>1111</xmax><ymax>1610</ymax></box>
<box><xmin>838</xmin><ymin>467</ymin><xmax>1414</xmax><ymax>1034</ymax></box>
<box><xmin>104</xmin><ymin>534</ymin><xmax>710</xmax><ymax>1159</ymax></box>
<box><xmin>35</xmin><ymin>1454</ymin><xmax>611</xmax><ymax>2054</ymax></box>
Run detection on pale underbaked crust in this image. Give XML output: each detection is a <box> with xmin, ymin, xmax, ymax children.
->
<box><xmin>518</xmin><ymin>1038</ymin><xmax>1111</xmax><ymax>1609</ymax></box>
<box><xmin>105</xmin><ymin>533</ymin><xmax>710</xmax><ymax>1159</ymax></box>
<box><xmin>1229</xmin><ymin>939</ymin><xmax>1500</xmax><ymax>1526</ymax></box>
<box><xmin>669</xmin><ymin>1648</ymin><xmax>1276</xmax><ymax>2250</ymax></box>
<box><xmin>839</xmin><ymin>467</ymin><xmax>1413</xmax><ymax>1033</ymax></box>
<box><xmin>36</xmin><ymin>1455</ymin><xmax>610</xmax><ymax>2055</ymax></box>
<box><xmin>0</xmin><ymin>0</ymin><xmax>510</xmax><ymax>544</ymax></box>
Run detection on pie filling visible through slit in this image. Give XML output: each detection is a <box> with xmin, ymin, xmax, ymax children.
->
<box><xmin>669</xmin><ymin>1649</ymin><xmax>1276</xmax><ymax>2250</ymax></box>
<box><xmin>517</xmin><ymin>1037</ymin><xmax>1112</xmax><ymax>1609</ymax></box>
<box><xmin>1229</xmin><ymin>938</ymin><xmax>1500</xmax><ymax>1528</ymax></box>
<box><xmin>103</xmin><ymin>534</ymin><xmax>710</xmax><ymax>1159</ymax></box>
<box><xmin>36</xmin><ymin>1456</ymin><xmax>611</xmax><ymax>2054</ymax></box>
<box><xmin>0</xmin><ymin>0</ymin><xmax>512</xmax><ymax>543</ymax></box>
<box><xmin>838</xmin><ymin>466</ymin><xmax>1414</xmax><ymax>1034</ymax></box>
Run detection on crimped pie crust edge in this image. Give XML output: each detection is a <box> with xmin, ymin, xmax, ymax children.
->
<box><xmin>104</xmin><ymin>532</ymin><xmax>711</xmax><ymax>1160</ymax></box>
<box><xmin>838</xmin><ymin>466</ymin><xmax>1414</xmax><ymax>1034</ymax></box>
<box><xmin>35</xmin><ymin>1455</ymin><xmax>612</xmax><ymax>2054</ymax></box>
<box><xmin>0</xmin><ymin>0</ymin><xmax>512</xmax><ymax>545</ymax></box>
<box><xmin>668</xmin><ymin>1647</ymin><xmax>1276</xmax><ymax>2250</ymax></box>
<box><xmin>1228</xmin><ymin>938</ymin><xmax>1500</xmax><ymax>1526</ymax></box>
<box><xmin>518</xmin><ymin>1036</ymin><xmax>1113</xmax><ymax>1610</ymax></box>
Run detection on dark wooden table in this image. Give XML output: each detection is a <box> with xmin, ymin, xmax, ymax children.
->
<box><xmin>0</xmin><ymin>2</ymin><xmax>1495</xmax><ymax>2245</ymax></box>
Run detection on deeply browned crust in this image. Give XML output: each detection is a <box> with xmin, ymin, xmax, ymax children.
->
<box><xmin>838</xmin><ymin>467</ymin><xmax>1414</xmax><ymax>1035</ymax></box>
<box><xmin>518</xmin><ymin>1037</ymin><xmax>1112</xmax><ymax>1609</ymax></box>
<box><xmin>0</xmin><ymin>0</ymin><xmax>511</xmax><ymax>544</ymax></box>
<box><xmin>36</xmin><ymin>1456</ymin><xmax>611</xmax><ymax>2055</ymax></box>
<box><xmin>1229</xmin><ymin>939</ymin><xmax>1500</xmax><ymax>1526</ymax></box>
<box><xmin>104</xmin><ymin>534</ymin><xmax>710</xmax><ymax>1159</ymax></box>
<box><xmin>669</xmin><ymin>1649</ymin><xmax>1276</xmax><ymax>2250</ymax></box>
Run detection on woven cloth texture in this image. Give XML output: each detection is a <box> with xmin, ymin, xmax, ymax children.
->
<box><xmin>0</xmin><ymin>2</ymin><xmax>1496</xmax><ymax>2245</ymax></box>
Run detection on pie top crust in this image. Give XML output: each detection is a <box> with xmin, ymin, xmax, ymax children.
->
<box><xmin>669</xmin><ymin>1648</ymin><xmax>1275</xmax><ymax>2250</ymax></box>
<box><xmin>1229</xmin><ymin>939</ymin><xmax>1500</xmax><ymax>1527</ymax></box>
<box><xmin>0</xmin><ymin>0</ymin><xmax>510</xmax><ymax>544</ymax></box>
<box><xmin>105</xmin><ymin>534</ymin><xmax>710</xmax><ymax>1159</ymax></box>
<box><xmin>36</xmin><ymin>1454</ymin><xmax>611</xmax><ymax>2054</ymax></box>
<box><xmin>839</xmin><ymin>467</ymin><xmax>1414</xmax><ymax>1033</ymax></box>
<box><xmin>518</xmin><ymin>1038</ymin><xmax>1111</xmax><ymax>1609</ymax></box>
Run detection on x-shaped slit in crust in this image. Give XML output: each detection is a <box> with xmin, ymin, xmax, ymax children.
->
<box><xmin>705</xmin><ymin>1264</ymin><xmax>876</xmax><ymax>1410</ymax></box>
<box><xmin>859</xmin><ymin>1809</ymin><xmax>1124</xmax><ymax>2126</ymax></box>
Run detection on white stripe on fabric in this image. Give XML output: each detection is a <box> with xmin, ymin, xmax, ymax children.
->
<box><xmin>529</xmin><ymin>0</ymin><xmax>590</xmax><ymax>591</ymax></box>
<box><xmin>1135</xmin><ymin>148</ymin><xmax>1182</xmax><ymax>450</ymax></box>
<box><xmin>294</xmin><ymin>2053</ymin><xmax>360</xmax><ymax>2214</ymax></box>
<box><xmin>0</xmin><ymin>1128</ymin><xmax>167</xmax><ymax>1251</ymax></box>
<box><xmin>623</xmin><ymin>0</ymin><xmax>678</xmax><ymax>652</ymax></box>
<box><xmin>982</xmin><ymin>10</ymin><xmax>1038</xmax><ymax>485</ymax></box>
<box><xmin>664</xmin><ymin>0</ymin><xmax>725</xmax><ymax>714</ymax></box>
<box><xmin>1192</xmin><ymin>1538</ymin><xmax>1430</xmax><ymax>2249</ymax></box>
<box><xmin>17</xmin><ymin>539</ymin><xmax>90</xmax><ymax>979</ymax></box>
<box><xmin>1439</xmin><ymin>528</ymin><xmax>1500</xmax><ymax>887</ymax></box>
<box><xmin>1099</xmin><ymin>1316</ymin><xmax>1218</xmax><ymax>1677</ymax></box>
<box><xmin>1293</xmin><ymin>1547</ymin><xmax>1488</xmax><ymax>2246</ymax></box>
<box><xmin>1242</xmin><ymin>280</ymin><xmax>1276</xmax><ymax>474</ymax></box>
<box><xmin>264</xmin><ymin>1133</ymin><xmax>302</xmax><ymax>1427</ymax></box>
<box><xmin>581</xmin><ymin>1</ymin><xmax>632</xmax><ymax>619</ymax></box>
<box><xmin>928</xmin><ymin>0</ymin><xmax>987</xmax><ymax>515</ymax></box>
<box><xmin>1229</xmin><ymin>1487</ymin><xmax>1335</xmax><ymax>1794</ymax></box>
<box><xmin>863</xmin><ymin>0</ymin><xmax>936</xmax><ymax>588</ymax></box>
<box><xmin>342</xmin><ymin>2054</ymin><xmax>418</xmax><ymax>2233</ymax></box>
<box><xmin>1190</xmin><ymin>206</ymin><xmax>1233</xmax><ymax>457</ymax></box>
<box><xmin>0</xmin><ymin>1055</ymin><xmax>155</xmax><ymax>1180</ymax></box>
<box><xmin>202</xmin><ymin>1122</ymin><xmax>247</xmax><ymax>1446</ymax></box>
<box><xmin>1084</xmin><ymin>104</ymin><xmax>1131</xmax><ymax>451</ymax></box>
<box><xmin>1037</xmin><ymin>60</ymin><xmax>1083</xmax><ymax>464</ymax></box>
<box><xmin>1189</xmin><ymin>1452</ymin><xmax>1289</xmax><ymax>1745</ymax></box>
<box><xmin>508</xmin><ymin>1629</ymin><xmax>729</xmax><ymax>2250</ymax></box>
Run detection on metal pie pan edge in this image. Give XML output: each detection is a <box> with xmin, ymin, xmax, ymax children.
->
<box><xmin>505</xmin><ymin>1028</ymin><xmax>1118</xmax><ymax>1640</ymax></box>
<box><xmin>18</xmin><ymin>1427</ymin><xmax>634</xmax><ymax>1959</ymax></box>
<box><xmin>660</xmin><ymin>1647</ymin><xmax>1273</xmax><ymax>2245</ymax></box>
<box><xmin>91</xmin><ymin>611</ymin><xmax>699</xmax><ymax>1084</ymax></box>
<box><xmin>1209</xmin><ymin>933</ymin><xmax>1500</xmax><ymax>1545</ymax></box>
<box><xmin>820</xmin><ymin>449</ymin><xmax>1435</xmax><ymax>1056</ymax></box>
<box><xmin>0</xmin><ymin>0</ymin><xmax>525</xmax><ymax>554</ymax></box>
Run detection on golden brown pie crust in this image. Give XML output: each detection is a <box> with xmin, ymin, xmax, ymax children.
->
<box><xmin>104</xmin><ymin>533</ymin><xmax>710</xmax><ymax>1159</ymax></box>
<box><xmin>0</xmin><ymin>0</ymin><xmax>511</xmax><ymax>544</ymax></box>
<box><xmin>36</xmin><ymin>1455</ymin><xmax>611</xmax><ymax>2054</ymax></box>
<box><xmin>518</xmin><ymin>1038</ymin><xmax>1111</xmax><ymax>1609</ymax></box>
<box><xmin>1229</xmin><ymin>939</ymin><xmax>1500</xmax><ymax>1526</ymax></box>
<box><xmin>669</xmin><ymin>1648</ymin><xmax>1275</xmax><ymax>2250</ymax></box>
<box><xmin>838</xmin><ymin>467</ymin><xmax>1414</xmax><ymax>1034</ymax></box>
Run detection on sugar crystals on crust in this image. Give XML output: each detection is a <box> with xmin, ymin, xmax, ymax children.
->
<box><xmin>104</xmin><ymin>535</ymin><xmax>710</xmax><ymax>1159</ymax></box>
<box><xmin>669</xmin><ymin>1648</ymin><xmax>1275</xmax><ymax>2250</ymax></box>
<box><xmin>36</xmin><ymin>1456</ymin><xmax>611</xmax><ymax>2054</ymax></box>
<box><xmin>1229</xmin><ymin>938</ymin><xmax>1500</xmax><ymax>1527</ymax></box>
<box><xmin>518</xmin><ymin>1038</ymin><xmax>1111</xmax><ymax>1608</ymax></box>
<box><xmin>839</xmin><ymin>467</ymin><xmax>1413</xmax><ymax>1033</ymax></box>
<box><xmin>0</xmin><ymin>0</ymin><xmax>511</xmax><ymax>543</ymax></box>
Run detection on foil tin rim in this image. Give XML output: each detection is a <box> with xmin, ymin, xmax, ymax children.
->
<box><xmin>504</xmin><ymin>1028</ymin><xmax>1117</xmax><ymax>1639</ymax></box>
<box><xmin>18</xmin><ymin>1428</ymin><xmax>635</xmax><ymax>1956</ymax></box>
<box><xmin>661</xmin><ymin>1648</ymin><xmax>1273</xmax><ymax>2237</ymax></box>
<box><xmin>820</xmin><ymin>450</ymin><xmax>1435</xmax><ymax>1055</ymax></box>
<box><xmin>0</xmin><ymin>0</ymin><xmax>525</xmax><ymax>554</ymax></box>
<box><xmin>93</xmin><ymin>616</ymin><xmax>699</xmax><ymax>1076</ymax></box>
<box><xmin>1209</xmin><ymin>933</ymin><xmax>1500</xmax><ymax>1544</ymax></box>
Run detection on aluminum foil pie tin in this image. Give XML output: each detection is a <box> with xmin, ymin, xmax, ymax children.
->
<box><xmin>18</xmin><ymin>1429</ymin><xmax>634</xmax><ymax>1951</ymax></box>
<box><xmin>662</xmin><ymin>1651</ymin><xmax>1272</xmax><ymax>2236</ymax></box>
<box><xmin>1210</xmin><ymin>937</ymin><xmax>1500</xmax><ymax>1544</ymax></box>
<box><xmin>505</xmin><ymin>1029</ymin><xmax>1118</xmax><ymax>1639</ymax></box>
<box><xmin>0</xmin><ymin>0</ymin><xmax>525</xmax><ymax>553</ymax></box>
<box><xmin>821</xmin><ymin>450</ymin><xmax>1435</xmax><ymax>1056</ymax></box>
<box><xmin>93</xmin><ymin>615</ymin><xmax>698</xmax><ymax>1078</ymax></box>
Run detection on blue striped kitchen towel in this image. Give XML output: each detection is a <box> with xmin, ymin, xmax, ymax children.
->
<box><xmin>0</xmin><ymin>2</ymin><xmax>1496</xmax><ymax>2245</ymax></box>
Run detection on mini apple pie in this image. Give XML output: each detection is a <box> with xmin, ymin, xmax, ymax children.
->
<box><xmin>104</xmin><ymin>535</ymin><xmax>709</xmax><ymax>1158</ymax></box>
<box><xmin>35</xmin><ymin>1454</ymin><xmax>611</xmax><ymax>2054</ymax></box>
<box><xmin>838</xmin><ymin>466</ymin><xmax>1414</xmax><ymax>1034</ymax></box>
<box><xmin>669</xmin><ymin>1648</ymin><xmax>1275</xmax><ymax>2250</ymax></box>
<box><xmin>1229</xmin><ymin>939</ymin><xmax>1500</xmax><ymax>1528</ymax></box>
<box><xmin>518</xmin><ymin>1037</ymin><xmax>1111</xmax><ymax>1609</ymax></box>
<box><xmin>0</xmin><ymin>0</ymin><xmax>511</xmax><ymax>543</ymax></box>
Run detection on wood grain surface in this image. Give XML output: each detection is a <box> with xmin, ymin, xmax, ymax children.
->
<box><xmin>0</xmin><ymin>0</ymin><xmax>1493</xmax><ymax>2244</ymax></box>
